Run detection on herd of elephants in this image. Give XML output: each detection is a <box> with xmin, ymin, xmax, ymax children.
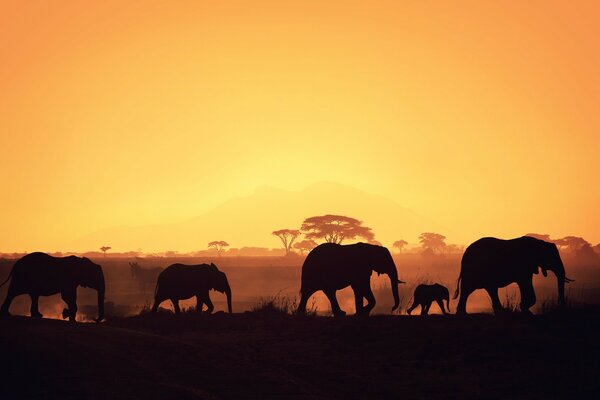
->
<box><xmin>0</xmin><ymin>236</ymin><xmax>574</xmax><ymax>322</ymax></box>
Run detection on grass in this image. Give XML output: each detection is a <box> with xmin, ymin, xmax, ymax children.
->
<box><xmin>251</xmin><ymin>293</ymin><xmax>318</xmax><ymax>316</ymax></box>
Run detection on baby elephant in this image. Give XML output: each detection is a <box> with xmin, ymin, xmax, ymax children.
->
<box><xmin>151</xmin><ymin>263</ymin><xmax>232</xmax><ymax>314</ymax></box>
<box><xmin>407</xmin><ymin>283</ymin><xmax>450</xmax><ymax>316</ymax></box>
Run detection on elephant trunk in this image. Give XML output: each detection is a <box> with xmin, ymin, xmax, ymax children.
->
<box><xmin>225</xmin><ymin>285</ymin><xmax>233</xmax><ymax>314</ymax></box>
<box><xmin>554</xmin><ymin>260</ymin><xmax>567</xmax><ymax>307</ymax></box>
<box><xmin>388</xmin><ymin>272</ymin><xmax>400</xmax><ymax>312</ymax></box>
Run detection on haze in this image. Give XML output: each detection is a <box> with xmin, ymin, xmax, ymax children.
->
<box><xmin>1</xmin><ymin>1</ymin><xmax>599</xmax><ymax>252</ymax></box>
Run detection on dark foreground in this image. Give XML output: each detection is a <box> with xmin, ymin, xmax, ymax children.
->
<box><xmin>1</xmin><ymin>311</ymin><xmax>599</xmax><ymax>400</ymax></box>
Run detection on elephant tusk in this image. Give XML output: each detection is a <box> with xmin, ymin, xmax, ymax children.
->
<box><xmin>564</xmin><ymin>277</ymin><xmax>575</xmax><ymax>283</ymax></box>
<box><xmin>397</xmin><ymin>280</ymin><xmax>406</xmax><ymax>284</ymax></box>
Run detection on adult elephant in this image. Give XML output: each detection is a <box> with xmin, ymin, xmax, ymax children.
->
<box><xmin>0</xmin><ymin>252</ymin><xmax>105</xmax><ymax>322</ymax></box>
<box><xmin>297</xmin><ymin>243</ymin><xmax>403</xmax><ymax>317</ymax></box>
<box><xmin>454</xmin><ymin>236</ymin><xmax>574</xmax><ymax>314</ymax></box>
<box><xmin>151</xmin><ymin>263</ymin><xmax>232</xmax><ymax>314</ymax></box>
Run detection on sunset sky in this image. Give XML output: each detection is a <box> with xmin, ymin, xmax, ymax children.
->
<box><xmin>1</xmin><ymin>1</ymin><xmax>599</xmax><ymax>252</ymax></box>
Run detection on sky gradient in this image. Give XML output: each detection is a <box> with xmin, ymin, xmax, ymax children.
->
<box><xmin>1</xmin><ymin>1</ymin><xmax>599</xmax><ymax>251</ymax></box>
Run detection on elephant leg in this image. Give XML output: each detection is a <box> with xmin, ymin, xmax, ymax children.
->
<box><xmin>422</xmin><ymin>302</ymin><xmax>431</xmax><ymax>316</ymax></box>
<box><xmin>362</xmin><ymin>285</ymin><xmax>376</xmax><ymax>316</ymax></box>
<box><xmin>61</xmin><ymin>290</ymin><xmax>78</xmax><ymax>322</ymax></box>
<box><xmin>485</xmin><ymin>287</ymin><xmax>503</xmax><ymax>314</ymax></box>
<box><xmin>151</xmin><ymin>297</ymin><xmax>162</xmax><ymax>313</ymax></box>
<box><xmin>30</xmin><ymin>294</ymin><xmax>43</xmax><ymax>318</ymax></box>
<box><xmin>406</xmin><ymin>299</ymin><xmax>417</xmax><ymax>315</ymax></box>
<box><xmin>351</xmin><ymin>284</ymin><xmax>364</xmax><ymax>315</ymax></box>
<box><xmin>456</xmin><ymin>286</ymin><xmax>475</xmax><ymax>315</ymax></box>
<box><xmin>171</xmin><ymin>299</ymin><xmax>181</xmax><ymax>314</ymax></box>
<box><xmin>436</xmin><ymin>299</ymin><xmax>447</xmax><ymax>315</ymax></box>
<box><xmin>0</xmin><ymin>287</ymin><xmax>21</xmax><ymax>316</ymax></box>
<box><xmin>195</xmin><ymin>295</ymin><xmax>204</xmax><ymax>313</ymax></box>
<box><xmin>297</xmin><ymin>289</ymin><xmax>316</xmax><ymax>315</ymax></box>
<box><xmin>518</xmin><ymin>280</ymin><xmax>536</xmax><ymax>314</ymax></box>
<box><xmin>203</xmin><ymin>295</ymin><xmax>214</xmax><ymax>314</ymax></box>
<box><xmin>324</xmin><ymin>289</ymin><xmax>345</xmax><ymax>317</ymax></box>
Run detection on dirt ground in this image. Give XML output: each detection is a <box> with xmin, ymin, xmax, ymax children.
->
<box><xmin>1</xmin><ymin>310</ymin><xmax>599</xmax><ymax>400</ymax></box>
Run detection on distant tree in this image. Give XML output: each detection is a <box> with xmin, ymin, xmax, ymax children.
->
<box><xmin>419</xmin><ymin>233</ymin><xmax>447</xmax><ymax>254</ymax></box>
<box><xmin>393</xmin><ymin>240</ymin><xmax>408</xmax><ymax>253</ymax></box>
<box><xmin>100</xmin><ymin>246</ymin><xmax>111</xmax><ymax>257</ymax></box>
<box><xmin>293</xmin><ymin>239</ymin><xmax>318</xmax><ymax>255</ymax></box>
<box><xmin>301</xmin><ymin>214</ymin><xmax>375</xmax><ymax>244</ymax></box>
<box><xmin>208</xmin><ymin>240</ymin><xmax>229</xmax><ymax>257</ymax></box>
<box><xmin>525</xmin><ymin>233</ymin><xmax>552</xmax><ymax>242</ymax></box>
<box><xmin>445</xmin><ymin>244</ymin><xmax>465</xmax><ymax>254</ymax></box>
<box><xmin>272</xmin><ymin>229</ymin><xmax>301</xmax><ymax>255</ymax></box>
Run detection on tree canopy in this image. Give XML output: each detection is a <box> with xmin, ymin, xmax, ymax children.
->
<box><xmin>301</xmin><ymin>214</ymin><xmax>374</xmax><ymax>244</ymax></box>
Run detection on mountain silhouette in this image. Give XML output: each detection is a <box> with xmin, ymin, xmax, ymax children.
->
<box><xmin>68</xmin><ymin>182</ymin><xmax>445</xmax><ymax>252</ymax></box>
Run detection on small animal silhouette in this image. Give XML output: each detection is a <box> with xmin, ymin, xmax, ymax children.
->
<box><xmin>129</xmin><ymin>262</ymin><xmax>162</xmax><ymax>295</ymax></box>
<box><xmin>406</xmin><ymin>283</ymin><xmax>450</xmax><ymax>316</ymax></box>
<box><xmin>0</xmin><ymin>252</ymin><xmax>105</xmax><ymax>322</ymax></box>
<box><xmin>151</xmin><ymin>263</ymin><xmax>232</xmax><ymax>314</ymax></box>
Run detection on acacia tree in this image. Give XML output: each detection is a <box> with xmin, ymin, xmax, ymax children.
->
<box><xmin>418</xmin><ymin>233</ymin><xmax>447</xmax><ymax>254</ymax></box>
<box><xmin>301</xmin><ymin>214</ymin><xmax>375</xmax><ymax>244</ymax></box>
<box><xmin>293</xmin><ymin>239</ymin><xmax>318</xmax><ymax>255</ymax></box>
<box><xmin>208</xmin><ymin>240</ymin><xmax>229</xmax><ymax>257</ymax></box>
<box><xmin>272</xmin><ymin>229</ymin><xmax>301</xmax><ymax>255</ymax></box>
<box><xmin>393</xmin><ymin>240</ymin><xmax>408</xmax><ymax>253</ymax></box>
<box><xmin>100</xmin><ymin>246</ymin><xmax>111</xmax><ymax>257</ymax></box>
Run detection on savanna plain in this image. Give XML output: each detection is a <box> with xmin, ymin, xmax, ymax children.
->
<box><xmin>1</xmin><ymin>255</ymin><xmax>599</xmax><ymax>399</ymax></box>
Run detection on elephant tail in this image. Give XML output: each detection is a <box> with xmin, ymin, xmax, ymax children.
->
<box><xmin>0</xmin><ymin>268</ymin><xmax>13</xmax><ymax>288</ymax></box>
<box><xmin>453</xmin><ymin>273</ymin><xmax>461</xmax><ymax>300</ymax></box>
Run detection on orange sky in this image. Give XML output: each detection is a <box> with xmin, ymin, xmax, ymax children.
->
<box><xmin>1</xmin><ymin>1</ymin><xmax>599</xmax><ymax>252</ymax></box>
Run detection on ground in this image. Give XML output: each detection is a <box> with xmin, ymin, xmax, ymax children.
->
<box><xmin>1</xmin><ymin>310</ymin><xmax>599</xmax><ymax>399</ymax></box>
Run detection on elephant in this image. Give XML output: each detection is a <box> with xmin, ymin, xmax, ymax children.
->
<box><xmin>406</xmin><ymin>283</ymin><xmax>450</xmax><ymax>316</ymax></box>
<box><xmin>0</xmin><ymin>252</ymin><xmax>105</xmax><ymax>322</ymax></box>
<box><xmin>297</xmin><ymin>242</ymin><xmax>404</xmax><ymax>317</ymax></box>
<box><xmin>454</xmin><ymin>236</ymin><xmax>574</xmax><ymax>315</ymax></box>
<box><xmin>151</xmin><ymin>263</ymin><xmax>232</xmax><ymax>314</ymax></box>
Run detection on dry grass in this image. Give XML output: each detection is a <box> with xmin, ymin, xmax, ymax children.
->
<box><xmin>251</xmin><ymin>293</ymin><xmax>318</xmax><ymax>316</ymax></box>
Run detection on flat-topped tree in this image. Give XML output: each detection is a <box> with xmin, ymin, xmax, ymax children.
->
<box><xmin>208</xmin><ymin>241</ymin><xmax>229</xmax><ymax>257</ymax></box>
<box><xmin>272</xmin><ymin>229</ymin><xmax>301</xmax><ymax>255</ymax></box>
<box><xmin>301</xmin><ymin>214</ymin><xmax>374</xmax><ymax>244</ymax></box>
<box><xmin>419</xmin><ymin>233</ymin><xmax>447</xmax><ymax>255</ymax></box>
<box><xmin>293</xmin><ymin>239</ymin><xmax>318</xmax><ymax>255</ymax></box>
<box><xmin>100</xmin><ymin>246</ymin><xmax>111</xmax><ymax>257</ymax></box>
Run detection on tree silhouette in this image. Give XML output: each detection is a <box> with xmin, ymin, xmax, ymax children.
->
<box><xmin>208</xmin><ymin>240</ymin><xmax>229</xmax><ymax>257</ymax></box>
<box><xmin>393</xmin><ymin>240</ymin><xmax>408</xmax><ymax>253</ymax></box>
<box><xmin>293</xmin><ymin>239</ymin><xmax>318</xmax><ymax>255</ymax></box>
<box><xmin>301</xmin><ymin>214</ymin><xmax>375</xmax><ymax>244</ymax></box>
<box><xmin>100</xmin><ymin>246</ymin><xmax>111</xmax><ymax>257</ymax></box>
<box><xmin>419</xmin><ymin>233</ymin><xmax>447</xmax><ymax>254</ymax></box>
<box><xmin>272</xmin><ymin>229</ymin><xmax>301</xmax><ymax>255</ymax></box>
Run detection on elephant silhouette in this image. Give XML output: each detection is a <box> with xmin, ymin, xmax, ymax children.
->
<box><xmin>151</xmin><ymin>263</ymin><xmax>232</xmax><ymax>314</ymax></box>
<box><xmin>454</xmin><ymin>236</ymin><xmax>574</xmax><ymax>314</ymax></box>
<box><xmin>297</xmin><ymin>243</ymin><xmax>403</xmax><ymax>317</ymax></box>
<box><xmin>0</xmin><ymin>252</ymin><xmax>105</xmax><ymax>322</ymax></box>
<box><xmin>406</xmin><ymin>283</ymin><xmax>450</xmax><ymax>316</ymax></box>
